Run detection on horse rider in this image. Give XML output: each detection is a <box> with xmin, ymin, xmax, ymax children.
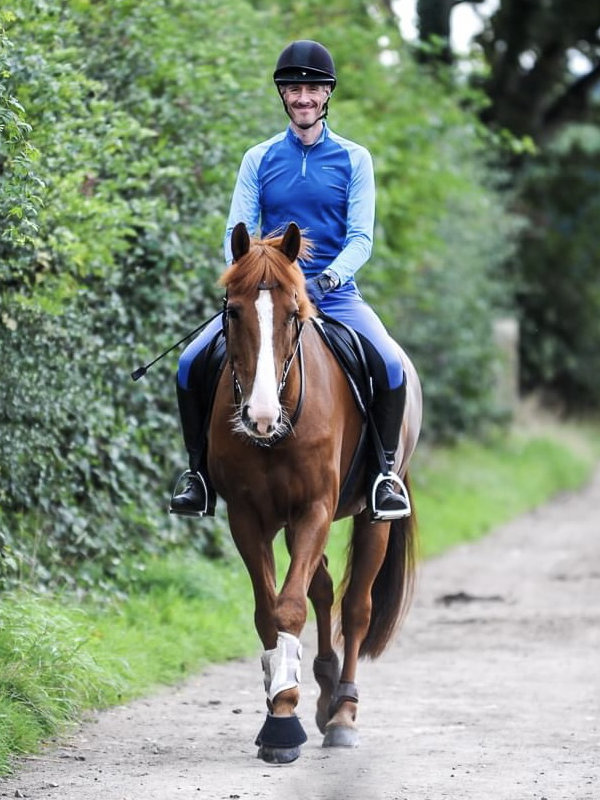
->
<box><xmin>170</xmin><ymin>39</ymin><xmax>409</xmax><ymax>521</ymax></box>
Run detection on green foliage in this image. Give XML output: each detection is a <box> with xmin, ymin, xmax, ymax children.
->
<box><xmin>0</xmin><ymin>14</ymin><xmax>44</xmax><ymax>279</ymax></box>
<box><xmin>0</xmin><ymin>0</ymin><xmax>281</xmax><ymax>588</ymax></box>
<box><xmin>1</xmin><ymin>0</ymin><xmax>523</xmax><ymax>589</ymax></box>
<box><xmin>413</xmin><ymin>431</ymin><xmax>596</xmax><ymax>557</ymax></box>
<box><xmin>512</xmin><ymin>125</ymin><xmax>600</xmax><ymax>410</ymax></box>
<box><xmin>0</xmin><ymin>592</ymin><xmax>120</xmax><ymax>772</ymax></box>
<box><xmin>0</xmin><ymin>551</ymin><xmax>258</xmax><ymax>775</ymax></box>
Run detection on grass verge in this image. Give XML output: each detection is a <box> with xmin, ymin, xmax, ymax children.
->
<box><xmin>1</xmin><ymin>419</ymin><xmax>598</xmax><ymax>775</ymax></box>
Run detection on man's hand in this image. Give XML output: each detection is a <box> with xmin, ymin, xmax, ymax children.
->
<box><xmin>305</xmin><ymin>269</ymin><xmax>340</xmax><ymax>305</ymax></box>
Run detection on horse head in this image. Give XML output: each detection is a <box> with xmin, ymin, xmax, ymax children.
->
<box><xmin>221</xmin><ymin>222</ymin><xmax>313</xmax><ymax>441</ymax></box>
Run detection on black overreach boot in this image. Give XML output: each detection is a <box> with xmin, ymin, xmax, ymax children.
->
<box><xmin>169</xmin><ymin>381</ymin><xmax>216</xmax><ymax>517</ymax></box>
<box><xmin>369</xmin><ymin>381</ymin><xmax>411</xmax><ymax>521</ymax></box>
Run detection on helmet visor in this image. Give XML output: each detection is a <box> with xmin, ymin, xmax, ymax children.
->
<box><xmin>274</xmin><ymin>66</ymin><xmax>336</xmax><ymax>86</ymax></box>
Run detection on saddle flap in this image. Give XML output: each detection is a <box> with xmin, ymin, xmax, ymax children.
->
<box><xmin>311</xmin><ymin>314</ymin><xmax>372</xmax><ymax>417</ymax></box>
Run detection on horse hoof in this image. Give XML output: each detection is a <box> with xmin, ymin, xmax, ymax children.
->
<box><xmin>322</xmin><ymin>724</ymin><xmax>359</xmax><ymax>748</ymax></box>
<box><xmin>254</xmin><ymin>713</ymin><xmax>307</xmax><ymax>763</ymax></box>
<box><xmin>257</xmin><ymin>745</ymin><xmax>301</xmax><ymax>764</ymax></box>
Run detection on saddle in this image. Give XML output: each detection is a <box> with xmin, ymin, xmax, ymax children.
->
<box><xmin>311</xmin><ymin>314</ymin><xmax>371</xmax><ymax>512</ymax></box>
<box><xmin>311</xmin><ymin>313</ymin><xmax>372</xmax><ymax>417</ymax></box>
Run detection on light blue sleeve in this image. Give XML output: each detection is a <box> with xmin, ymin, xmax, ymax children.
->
<box><xmin>223</xmin><ymin>148</ymin><xmax>261</xmax><ymax>265</ymax></box>
<box><xmin>327</xmin><ymin>143</ymin><xmax>375</xmax><ymax>286</ymax></box>
<box><xmin>224</xmin><ymin>135</ymin><xmax>285</xmax><ymax>264</ymax></box>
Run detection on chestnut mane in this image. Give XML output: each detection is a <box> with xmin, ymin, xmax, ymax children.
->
<box><xmin>220</xmin><ymin>232</ymin><xmax>315</xmax><ymax>321</ymax></box>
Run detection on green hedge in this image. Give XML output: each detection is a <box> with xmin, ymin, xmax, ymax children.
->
<box><xmin>1</xmin><ymin>0</ymin><xmax>520</xmax><ymax>589</ymax></box>
<box><xmin>0</xmin><ymin>0</ymin><xmax>281</xmax><ymax>587</ymax></box>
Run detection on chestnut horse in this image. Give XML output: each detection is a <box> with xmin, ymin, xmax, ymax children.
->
<box><xmin>207</xmin><ymin>221</ymin><xmax>422</xmax><ymax>763</ymax></box>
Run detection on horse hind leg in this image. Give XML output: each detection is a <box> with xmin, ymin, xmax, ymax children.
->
<box><xmin>322</xmin><ymin>511</ymin><xmax>395</xmax><ymax>748</ymax></box>
<box><xmin>307</xmin><ymin>556</ymin><xmax>342</xmax><ymax>734</ymax></box>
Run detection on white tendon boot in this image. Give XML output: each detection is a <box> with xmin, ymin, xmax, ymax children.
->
<box><xmin>261</xmin><ymin>631</ymin><xmax>302</xmax><ymax>703</ymax></box>
<box><xmin>256</xmin><ymin>632</ymin><xmax>307</xmax><ymax>763</ymax></box>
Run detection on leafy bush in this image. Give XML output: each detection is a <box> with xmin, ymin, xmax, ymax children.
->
<box><xmin>0</xmin><ymin>0</ymin><xmax>281</xmax><ymax>588</ymax></box>
<box><xmin>1</xmin><ymin>0</ymin><xmax>522</xmax><ymax>589</ymax></box>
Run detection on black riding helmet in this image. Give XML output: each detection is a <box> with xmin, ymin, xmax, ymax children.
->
<box><xmin>273</xmin><ymin>40</ymin><xmax>337</xmax><ymax>88</ymax></box>
<box><xmin>274</xmin><ymin>40</ymin><xmax>336</xmax><ymax>129</ymax></box>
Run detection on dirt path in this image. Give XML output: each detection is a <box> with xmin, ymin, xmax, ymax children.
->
<box><xmin>2</xmin><ymin>468</ymin><xmax>599</xmax><ymax>800</ymax></box>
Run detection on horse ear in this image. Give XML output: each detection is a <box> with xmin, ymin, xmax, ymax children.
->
<box><xmin>280</xmin><ymin>222</ymin><xmax>301</xmax><ymax>263</ymax></box>
<box><xmin>231</xmin><ymin>222</ymin><xmax>250</xmax><ymax>262</ymax></box>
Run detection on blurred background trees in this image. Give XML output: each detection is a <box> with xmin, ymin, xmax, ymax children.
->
<box><xmin>1</xmin><ymin>0</ymin><xmax>598</xmax><ymax>589</ymax></box>
<box><xmin>412</xmin><ymin>0</ymin><xmax>600</xmax><ymax>409</ymax></box>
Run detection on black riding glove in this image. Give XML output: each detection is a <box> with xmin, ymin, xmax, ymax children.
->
<box><xmin>305</xmin><ymin>269</ymin><xmax>340</xmax><ymax>304</ymax></box>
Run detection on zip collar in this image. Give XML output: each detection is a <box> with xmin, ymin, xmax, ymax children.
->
<box><xmin>286</xmin><ymin>122</ymin><xmax>329</xmax><ymax>150</ymax></box>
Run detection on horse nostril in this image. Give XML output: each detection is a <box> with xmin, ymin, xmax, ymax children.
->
<box><xmin>242</xmin><ymin>405</ymin><xmax>255</xmax><ymax>430</ymax></box>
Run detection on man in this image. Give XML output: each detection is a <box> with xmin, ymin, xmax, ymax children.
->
<box><xmin>171</xmin><ymin>39</ymin><xmax>409</xmax><ymax>520</ymax></box>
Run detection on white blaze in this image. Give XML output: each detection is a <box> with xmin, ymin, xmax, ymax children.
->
<box><xmin>247</xmin><ymin>291</ymin><xmax>280</xmax><ymax>435</ymax></box>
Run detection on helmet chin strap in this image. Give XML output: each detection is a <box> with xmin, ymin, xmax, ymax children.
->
<box><xmin>295</xmin><ymin>108</ymin><xmax>328</xmax><ymax>130</ymax></box>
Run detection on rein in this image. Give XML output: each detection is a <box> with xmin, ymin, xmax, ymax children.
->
<box><xmin>223</xmin><ymin>286</ymin><xmax>307</xmax><ymax>447</ymax></box>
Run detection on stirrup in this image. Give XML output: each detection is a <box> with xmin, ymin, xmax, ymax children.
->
<box><xmin>169</xmin><ymin>469</ymin><xmax>209</xmax><ymax>517</ymax></box>
<box><xmin>370</xmin><ymin>471</ymin><xmax>412</xmax><ymax>521</ymax></box>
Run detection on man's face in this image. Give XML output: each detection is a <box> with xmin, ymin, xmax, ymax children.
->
<box><xmin>281</xmin><ymin>83</ymin><xmax>331</xmax><ymax>129</ymax></box>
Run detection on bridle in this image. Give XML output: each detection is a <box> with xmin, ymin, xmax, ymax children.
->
<box><xmin>222</xmin><ymin>282</ymin><xmax>306</xmax><ymax>446</ymax></box>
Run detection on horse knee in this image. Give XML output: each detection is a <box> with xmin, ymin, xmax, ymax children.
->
<box><xmin>274</xmin><ymin>595</ymin><xmax>307</xmax><ymax>635</ymax></box>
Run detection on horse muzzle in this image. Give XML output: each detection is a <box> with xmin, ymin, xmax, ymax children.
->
<box><xmin>241</xmin><ymin>403</ymin><xmax>284</xmax><ymax>439</ymax></box>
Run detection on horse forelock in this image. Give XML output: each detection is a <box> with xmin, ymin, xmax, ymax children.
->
<box><xmin>220</xmin><ymin>233</ymin><xmax>315</xmax><ymax>321</ymax></box>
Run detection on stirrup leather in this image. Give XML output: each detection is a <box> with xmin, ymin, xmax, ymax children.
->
<box><xmin>169</xmin><ymin>469</ymin><xmax>210</xmax><ymax>517</ymax></box>
<box><xmin>371</xmin><ymin>471</ymin><xmax>412</xmax><ymax>521</ymax></box>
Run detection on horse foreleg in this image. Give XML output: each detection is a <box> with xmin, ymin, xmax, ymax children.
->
<box><xmin>323</xmin><ymin>512</ymin><xmax>390</xmax><ymax>748</ymax></box>
<box><xmin>252</xmin><ymin>509</ymin><xmax>334</xmax><ymax>761</ymax></box>
<box><xmin>228</xmin><ymin>511</ymin><xmax>304</xmax><ymax>763</ymax></box>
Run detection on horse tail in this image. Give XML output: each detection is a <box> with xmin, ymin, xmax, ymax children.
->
<box><xmin>338</xmin><ymin>474</ymin><xmax>417</xmax><ymax>660</ymax></box>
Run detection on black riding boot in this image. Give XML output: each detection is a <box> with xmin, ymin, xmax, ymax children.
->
<box><xmin>369</xmin><ymin>381</ymin><xmax>411</xmax><ymax>521</ymax></box>
<box><xmin>169</xmin><ymin>382</ymin><xmax>216</xmax><ymax>517</ymax></box>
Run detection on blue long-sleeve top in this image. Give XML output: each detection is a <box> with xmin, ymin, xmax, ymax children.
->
<box><xmin>224</xmin><ymin>122</ymin><xmax>375</xmax><ymax>286</ymax></box>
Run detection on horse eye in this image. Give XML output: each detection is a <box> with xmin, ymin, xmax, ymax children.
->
<box><xmin>287</xmin><ymin>311</ymin><xmax>298</xmax><ymax>325</ymax></box>
<box><xmin>227</xmin><ymin>305</ymin><xmax>239</xmax><ymax>320</ymax></box>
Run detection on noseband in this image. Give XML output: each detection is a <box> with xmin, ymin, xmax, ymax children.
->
<box><xmin>223</xmin><ymin>283</ymin><xmax>306</xmax><ymax>446</ymax></box>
